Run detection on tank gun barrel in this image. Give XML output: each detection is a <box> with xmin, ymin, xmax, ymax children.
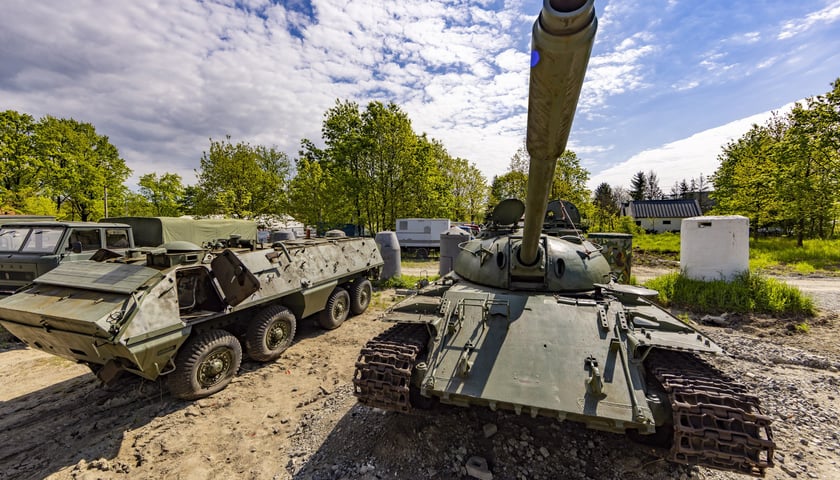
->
<box><xmin>520</xmin><ymin>0</ymin><xmax>597</xmax><ymax>265</ymax></box>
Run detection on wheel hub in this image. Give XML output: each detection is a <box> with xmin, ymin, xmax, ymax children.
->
<box><xmin>266</xmin><ymin>322</ymin><xmax>288</xmax><ymax>349</ymax></box>
<box><xmin>199</xmin><ymin>349</ymin><xmax>232</xmax><ymax>386</ymax></box>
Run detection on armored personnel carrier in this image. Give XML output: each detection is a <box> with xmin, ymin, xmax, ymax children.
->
<box><xmin>0</xmin><ymin>235</ymin><xmax>382</xmax><ymax>400</ymax></box>
<box><xmin>354</xmin><ymin>0</ymin><xmax>774</xmax><ymax>475</ymax></box>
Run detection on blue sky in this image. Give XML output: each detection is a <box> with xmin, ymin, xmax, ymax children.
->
<box><xmin>2</xmin><ymin>0</ymin><xmax>839</xmax><ymax>194</ymax></box>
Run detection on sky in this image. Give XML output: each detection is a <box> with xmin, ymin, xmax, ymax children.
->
<box><xmin>2</xmin><ymin>0</ymin><xmax>839</xmax><ymax>195</ymax></box>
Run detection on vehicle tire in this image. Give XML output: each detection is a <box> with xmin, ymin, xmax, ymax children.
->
<box><xmin>245</xmin><ymin>305</ymin><xmax>296</xmax><ymax>362</ymax></box>
<box><xmin>348</xmin><ymin>279</ymin><xmax>372</xmax><ymax>315</ymax></box>
<box><xmin>168</xmin><ymin>329</ymin><xmax>242</xmax><ymax>400</ymax></box>
<box><xmin>415</xmin><ymin>248</ymin><xmax>428</xmax><ymax>259</ymax></box>
<box><xmin>318</xmin><ymin>287</ymin><xmax>350</xmax><ymax>330</ymax></box>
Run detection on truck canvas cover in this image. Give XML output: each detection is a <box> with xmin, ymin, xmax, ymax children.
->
<box><xmin>102</xmin><ymin>217</ymin><xmax>258</xmax><ymax>247</ymax></box>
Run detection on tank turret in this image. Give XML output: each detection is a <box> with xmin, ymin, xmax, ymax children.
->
<box><xmin>453</xmin><ymin>1</ymin><xmax>606</xmax><ymax>291</ymax></box>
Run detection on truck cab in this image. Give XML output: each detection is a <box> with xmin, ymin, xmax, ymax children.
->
<box><xmin>0</xmin><ymin>221</ymin><xmax>134</xmax><ymax>295</ymax></box>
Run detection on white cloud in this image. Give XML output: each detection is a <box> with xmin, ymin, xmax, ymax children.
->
<box><xmin>588</xmin><ymin>102</ymin><xmax>798</xmax><ymax>191</ymax></box>
<box><xmin>778</xmin><ymin>0</ymin><xmax>840</xmax><ymax>39</ymax></box>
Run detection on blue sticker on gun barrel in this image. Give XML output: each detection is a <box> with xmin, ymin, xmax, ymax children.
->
<box><xmin>531</xmin><ymin>50</ymin><xmax>540</xmax><ymax>68</ymax></box>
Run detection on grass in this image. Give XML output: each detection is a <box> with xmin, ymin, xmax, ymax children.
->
<box><xmin>633</xmin><ymin>232</ymin><xmax>840</xmax><ymax>274</ymax></box>
<box><xmin>644</xmin><ymin>271</ymin><xmax>815</xmax><ymax>317</ymax></box>
<box><xmin>632</xmin><ymin>231</ymin><xmax>681</xmax><ymax>254</ymax></box>
<box><xmin>375</xmin><ymin>274</ymin><xmax>439</xmax><ymax>290</ymax></box>
<box><xmin>749</xmin><ymin>237</ymin><xmax>840</xmax><ymax>273</ymax></box>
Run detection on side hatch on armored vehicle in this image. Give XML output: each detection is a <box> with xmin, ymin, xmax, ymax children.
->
<box><xmin>210</xmin><ymin>249</ymin><xmax>260</xmax><ymax>306</ymax></box>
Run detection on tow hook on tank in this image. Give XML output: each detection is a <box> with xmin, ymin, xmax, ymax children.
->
<box><xmin>585</xmin><ymin>355</ymin><xmax>604</xmax><ymax>396</ymax></box>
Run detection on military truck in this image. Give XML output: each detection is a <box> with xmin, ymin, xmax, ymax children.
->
<box><xmin>0</xmin><ymin>220</ymin><xmax>136</xmax><ymax>296</ymax></box>
<box><xmin>0</xmin><ymin>236</ymin><xmax>383</xmax><ymax>399</ymax></box>
<box><xmin>0</xmin><ymin>216</ymin><xmax>260</xmax><ymax>297</ymax></box>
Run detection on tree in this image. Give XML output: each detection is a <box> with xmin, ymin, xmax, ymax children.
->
<box><xmin>712</xmin><ymin>119</ymin><xmax>784</xmax><ymax>235</ymax></box>
<box><xmin>712</xmin><ymin>78</ymin><xmax>840</xmax><ymax>243</ymax></box>
<box><xmin>489</xmin><ymin>171</ymin><xmax>528</xmax><ymax>205</ymax></box>
<box><xmin>629</xmin><ymin>171</ymin><xmax>646</xmax><ymax>201</ymax></box>
<box><xmin>645</xmin><ymin>170</ymin><xmax>663</xmax><ymax>200</ymax></box>
<box><xmin>550</xmin><ymin>151</ymin><xmax>591</xmax><ymax>207</ymax></box>
<box><xmin>592</xmin><ymin>182</ymin><xmax>616</xmax><ymax>231</ymax></box>
<box><xmin>195</xmin><ymin>136</ymin><xmax>290</xmax><ymax>217</ymax></box>
<box><xmin>35</xmin><ymin>116</ymin><xmax>130</xmax><ymax>221</ymax></box>
<box><xmin>306</xmin><ymin>100</ymin><xmax>457</xmax><ymax>233</ymax></box>
<box><xmin>139</xmin><ymin>172</ymin><xmax>185</xmax><ymax>217</ymax></box>
<box><xmin>443</xmin><ymin>157</ymin><xmax>487</xmax><ymax>222</ymax></box>
<box><xmin>0</xmin><ymin>110</ymin><xmax>44</xmax><ymax>211</ymax></box>
<box><xmin>287</xmin><ymin>156</ymin><xmax>340</xmax><ymax>229</ymax></box>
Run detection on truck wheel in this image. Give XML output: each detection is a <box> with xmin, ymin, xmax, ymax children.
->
<box><xmin>245</xmin><ymin>305</ymin><xmax>296</xmax><ymax>362</ymax></box>
<box><xmin>319</xmin><ymin>287</ymin><xmax>350</xmax><ymax>330</ymax></box>
<box><xmin>349</xmin><ymin>279</ymin><xmax>372</xmax><ymax>315</ymax></box>
<box><xmin>168</xmin><ymin>329</ymin><xmax>242</xmax><ymax>400</ymax></box>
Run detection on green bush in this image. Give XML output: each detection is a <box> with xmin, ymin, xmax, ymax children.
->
<box><xmin>614</xmin><ymin>216</ymin><xmax>644</xmax><ymax>235</ymax></box>
<box><xmin>644</xmin><ymin>271</ymin><xmax>814</xmax><ymax>316</ymax></box>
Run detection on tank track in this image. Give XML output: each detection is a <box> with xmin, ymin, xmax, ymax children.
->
<box><xmin>647</xmin><ymin>350</ymin><xmax>775</xmax><ymax>477</ymax></box>
<box><xmin>353</xmin><ymin>323</ymin><xmax>430</xmax><ymax>412</ymax></box>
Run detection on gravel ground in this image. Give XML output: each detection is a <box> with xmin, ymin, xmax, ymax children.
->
<box><xmin>1</xmin><ymin>266</ymin><xmax>838</xmax><ymax>480</ymax></box>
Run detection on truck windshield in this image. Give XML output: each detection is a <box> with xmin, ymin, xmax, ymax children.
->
<box><xmin>0</xmin><ymin>227</ymin><xmax>30</xmax><ymax>252</ymax></box>
<box><xmin>0</xmin><ymin>227</ymin><xmax>66</xmax><ymax>253</ymax></box>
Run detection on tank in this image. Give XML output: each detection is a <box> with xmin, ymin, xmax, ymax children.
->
<box><xmin>353</xmin><ymin>1</ymin><xmax>775</xmax><ymax>476</ymax></box>
<box><xmin>0</xmin><ymin>236</ymin><xmax>383</xmax><ymax>400</ymax></box>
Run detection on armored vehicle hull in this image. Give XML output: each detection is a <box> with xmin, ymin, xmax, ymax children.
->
<box><xmin>354</xmin><ymin>0</ymin><xmax>775</xmax><ymax>476</ymax></box>
<box><xmin>0</xmin><ymin>236</ymin><xmax>383</xmax><ymax>399</ymax></box>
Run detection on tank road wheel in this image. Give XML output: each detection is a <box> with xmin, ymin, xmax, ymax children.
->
<box><xmin>168</xmin><ymin>329</ymin><xmax>242</xmax><ymax>400</ymax></box>
<box><xmin>319</xmin><ymin>287</ymin><xmax>350</xmax><ymax>330</ymax></box>
<box><xmin>349</xmin><ymin>279</ymin><xmax>372</xmax><ymax>315</ymax></box>
<box><xmin>245</xmin><ymin>305</ymin><xmax>296</xmax><ymax>362</ymax></box>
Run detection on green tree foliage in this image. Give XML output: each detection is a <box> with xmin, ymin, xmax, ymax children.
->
<box><xmin>2</xmin><ymin>111</ymin><xmax>130</xmax><ymax>219</ymax></box>
<box><xmin>297</xmin><ymin>99</ymin><xmax>484</xmax><ymax>233</ymax></box>
<box><xmin>139</xmin><ymin>173</ymin><xmax>185</xmax><ymax>217</ymax></box>
<box><xmin>713</xmin><ymin>78</ymin><xmax>840</xmax><ymax>244</ymax></box>
<box><xmin>442</xmin><ymin>156</ymin><xmax>488</xmax><ymax>223</ymax></box>
<box><xmin>629</xmin><ymin>171</ymin><xmax>646</xmax><ymax>201</ymax></box>
<box><xmin>35</xmin><ymin>116</ymin><xmax>130</xmax><ymax>221</ymax></box>
<box><xmin>0</xmin><ymin>110</ymin><xmax>43</xmax><ymax>211</ymax></box>
<box><xmin>592</xmin><ymin>182</ymin><xmax>617</xmax><ymax>231</ymax></box>
<box><xmin>195</xmin><ymin>136</ymin><xmax>290</xmax><ymax>217</ymax></box>
<box><xmin>489</xmin><ymin>142</ymin><xmax>591</xmax><ymax>214</ymax></box>
<box><xmin>287</xmin><ymin>155</ymin><xmax>342</xmax><ymax>229</ymax></box>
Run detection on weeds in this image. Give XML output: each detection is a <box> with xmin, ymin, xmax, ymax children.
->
<box><xmin>375</xmin><ymin>274</ymin><xmax>438</xmax><ymax>290</ymax></box>
<box><xmin>644</xmin><ymin>271</ymin><xmax>815</xmax><ymax>316</ymax></box>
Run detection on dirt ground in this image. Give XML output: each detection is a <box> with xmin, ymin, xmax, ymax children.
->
<box><xmin>1</xmin><ymin>262</ymin><xmax>839</xmax><ymax>480</ymax></box>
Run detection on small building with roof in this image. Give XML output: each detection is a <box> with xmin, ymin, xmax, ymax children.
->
<box><xmin>620</xmin><ymin>199</ymin><xmax>702</xmax><ymax>233</ymax></box>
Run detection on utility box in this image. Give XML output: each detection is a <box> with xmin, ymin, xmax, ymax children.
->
<box><xmin>680</xmin><ymin>216</ymin><xmax>749</xmax><ymax>281</ymax></box>
<box><xmin>439</xmin><ymin>227</ymin><xmax>470</xmax><ymax>276</ymax></box>
<box><xmin>375</xmin><ymin>231</ymin><xmax>401</xmax><ymax>280</ymax></box>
